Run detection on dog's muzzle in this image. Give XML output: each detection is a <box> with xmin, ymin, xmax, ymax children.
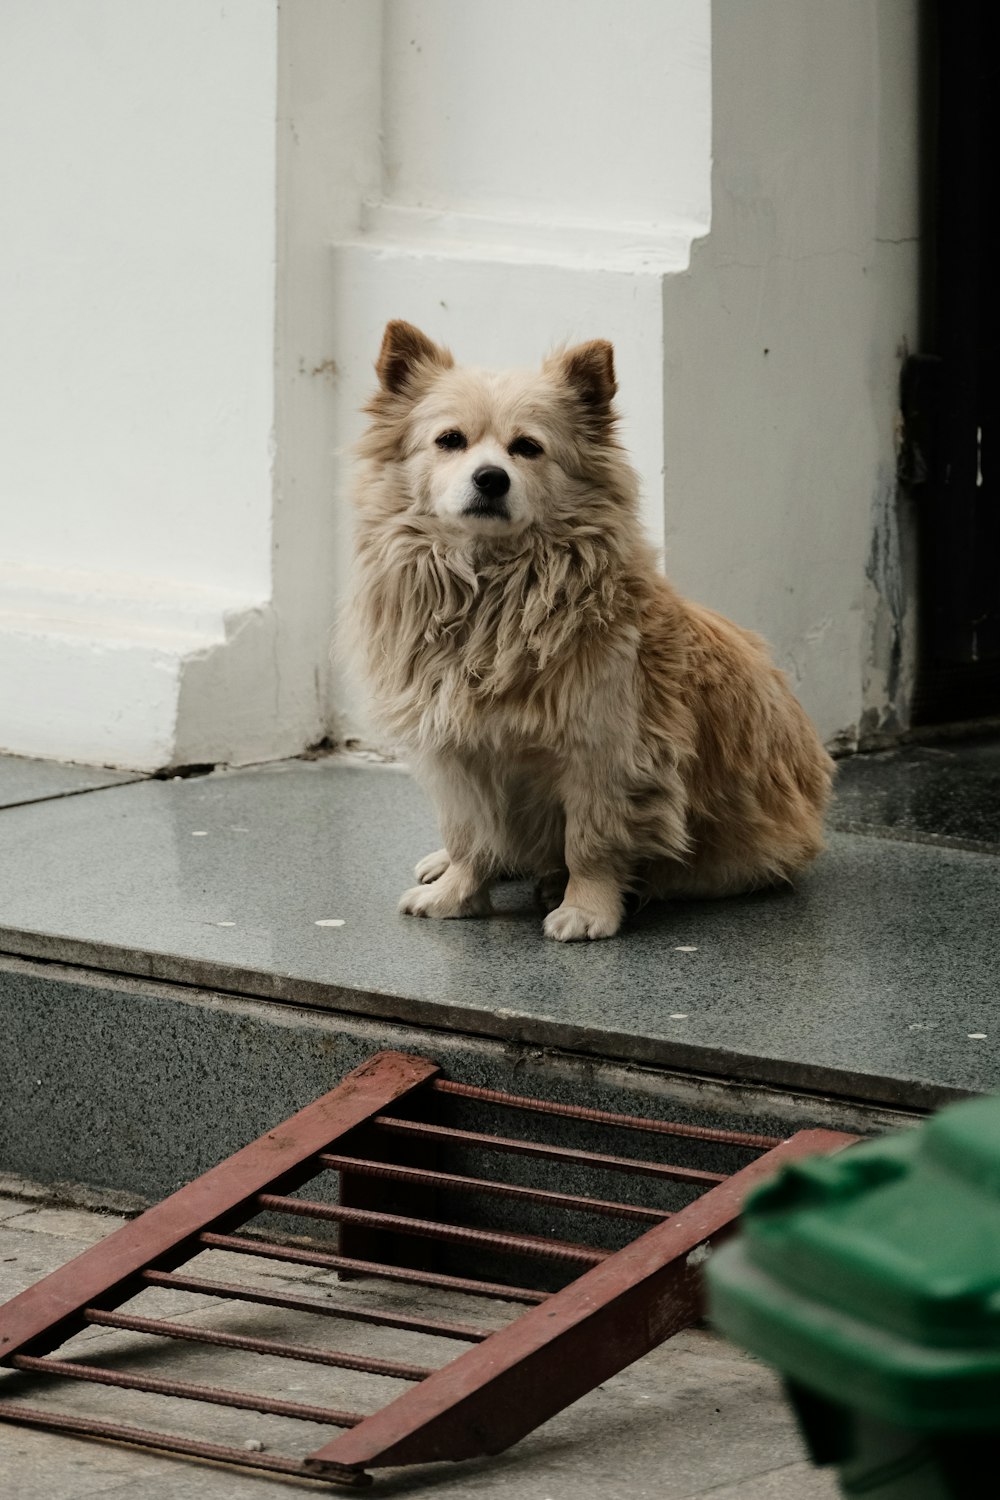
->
<box><xmin>463</xmin><ymin>465</ymin><xmax>511</xmax><ymax>520</ymax></box>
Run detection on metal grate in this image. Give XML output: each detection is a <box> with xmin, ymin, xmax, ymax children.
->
<box><xmin>0</xmin><ymin>1051</ymin><xmax>857</xmax><ymax>1487</ymax></box>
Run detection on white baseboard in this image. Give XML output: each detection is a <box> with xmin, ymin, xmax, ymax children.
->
<box><xmin>0</xmin><ymin>562</ymin><xmax>277</xmax><ymax>770</ymax></box>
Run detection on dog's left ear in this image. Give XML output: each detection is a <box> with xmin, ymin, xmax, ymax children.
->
<box><xmin>553</xmin><ymin>339</ymin><xmax>617</xmax><ymax>418</ymax></box>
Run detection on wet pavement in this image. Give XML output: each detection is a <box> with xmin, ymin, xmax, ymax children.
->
<box><xmin>0</xmin><ymin>747</ymin><xmax>998</xmax><ymax>1111</ymax></box>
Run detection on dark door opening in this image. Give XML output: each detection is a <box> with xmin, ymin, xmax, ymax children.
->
<box><xmin>902</xmin><ymin>0</ymin><xmax>1000</xmax><ymax>724</ymax></box>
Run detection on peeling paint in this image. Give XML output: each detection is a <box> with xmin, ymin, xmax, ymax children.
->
<box><xmin>861</xmin><ymin>464</ymin><xmax>917</xmax><ymax>746</ymax></box>
<box><xmin>310</xmin><ymin>358</ymin><xmax>340</xmax><ymax>385</ymax></box>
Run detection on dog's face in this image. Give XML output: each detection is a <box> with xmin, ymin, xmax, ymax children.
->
<box><xmin>363</xmin><ymin>321</ymin><xmax>621</xmax><ymax>538</ymax></box>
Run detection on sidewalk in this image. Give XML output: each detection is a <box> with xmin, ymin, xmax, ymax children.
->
<box><xmin>2</xmin><ymin>737</ymin><xmax>997</xmax><ymax>1495</ymax></box>
<box><xmin>0</xmin><ymin>1181</ymin><xmax>835</xmax><ymax>1500</ymax></box>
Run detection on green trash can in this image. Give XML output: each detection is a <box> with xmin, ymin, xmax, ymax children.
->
<box><xmin>707</xmin><ymin>1095</ymin><xmax>1000</xmax><ymax>1499</ymax></box>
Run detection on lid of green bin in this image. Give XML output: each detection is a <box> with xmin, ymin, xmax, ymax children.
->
<box><xmin>739</xmin><ymin>1096</ymin><xmax>1000</xmax><ymax>1351</ymax></box>
<box><xmin>706</xmin><ymin>1096</ymin><xmax>1000</xmax><ymax>1431</ymax></box>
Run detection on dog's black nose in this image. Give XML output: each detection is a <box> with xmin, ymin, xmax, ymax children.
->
<box><xmin>472</xmin><ymin>465</ymin><xmax>510</xmax><ymax>499</ymax></box>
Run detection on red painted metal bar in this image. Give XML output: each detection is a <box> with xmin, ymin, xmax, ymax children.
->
<box><xmin>306</xmin><ymin>1129</ymin><xmax>858</xmax><ymax>1474</ymax></box>
<box><xmin>0</xmin><ymin>1052</ymin><xmax>440</xmax><ymax>1365</ymax></box>
<box><xmin>321</xmin><ymin>1153</ymin><xmax>671</xmax><ymax>1223</ymax></box>
<box><xmin>11</xmin><ymin>1353</ymin><xmax>364</xmax><ymax>1427</ymax></box>
<box><xmin>0</xmin><ymin>1404</ymin><xmax>369</xmax><ymax>1487</ymax></box>
<box><xmin>141</xmin><ymin>1269</ymin><xmax>488</xmax><ymax>1342</ymax></box>
<box><xmin>371</xmin><ymin>1116</ymin><xmax>727</xmax><ymax>1186</ymax></box>
<box><xmin>432</xmin><ymin>1079</ymin><xmax>785</xmax><ymax>1149</ymax></box>
<box><xmin>256</xmin><ymin>1192</ymin><xmax>609</xmax><ymax>1267</ymax></box>
<box><xmin>0</xmin><ymin>1050</ymin><xmax>860</xmax><ymax>1492</ymax></box>
<box><xmin>198</xmin><ymin>1232</ymin><xmax>548</xmax><ymax>1304</ymax></box>
<box><xmin>82</xmin><ymin>1308</ymin><xmax>434</xmax><ymax>1381</ymax></box>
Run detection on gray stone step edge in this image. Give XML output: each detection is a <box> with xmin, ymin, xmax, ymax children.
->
<box><xmin>1</xmin><ymin>952</ymin><xmax>924</xmax><ymax>1216</ymax></box>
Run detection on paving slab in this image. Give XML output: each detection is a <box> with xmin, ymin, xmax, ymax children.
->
<box><xmin>0</xmin><ymin>754</ymin><xmax>997</xmax><ymax>1110</ymax></box>
<box><xmin>0</xmin><ymin>753</ymin><xmax>142</xmax><ymax>809</ymax></box>
<box><xmin>2</xmin><ymin>1206</ymin><xmax>128</xmax><ymax>1241</ymax></box>
<box><xmin>831</xmin><ymin>736</ymin><xmax>1000</xmax><ymax>851</ymax></box>
<box><xmin>0</xmin><ymin>1197</ymin><xmax>837</xmax><ymax>1500</ymax></box>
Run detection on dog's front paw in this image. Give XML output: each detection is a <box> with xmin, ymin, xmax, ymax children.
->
<box><xmin>415</xmin><ymin>848</ymin><xmax>451</xmax><ymax>884</ymax></box>
<box><xmin>399</xmin><ymin>883</ymin><xmax>491</xmax><ymax>920</ymax></box>
<box><xmin>543</xmin><ymin>902</ymin><xmax>622</xmax><ymax>942</ymax></box>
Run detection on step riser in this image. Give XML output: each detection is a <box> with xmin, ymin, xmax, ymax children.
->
<box><xmin>3</xmin><ymin>955</ymin><xmax>917</xmax><ymax>1221</ymax></box>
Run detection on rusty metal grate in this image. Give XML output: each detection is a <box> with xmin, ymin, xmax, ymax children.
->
<box><xmin>0</xmin><ymin>1051</ymin><xmax>856</xmax><ymax>1487</ymax></box>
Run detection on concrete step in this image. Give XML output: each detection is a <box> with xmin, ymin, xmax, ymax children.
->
<box><xmin>2</xmin><ymin>744</ymin><xmax>998</xmax><ymax>1206</ymax></box>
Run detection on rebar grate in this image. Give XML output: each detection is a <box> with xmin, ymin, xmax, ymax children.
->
<box><xmin>0</xmin><ymin>1051</ymin><xmax>857</xmax><ymax>1486</ymax></box>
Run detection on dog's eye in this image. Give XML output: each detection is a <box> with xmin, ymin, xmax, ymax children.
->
<box><xmin>508</xmin><ymin>436</ymin><xmax>543</xmax><ymax>459</ymax></box>
<box><xmin>435</xmin><ymin>430</ymin><xmax>467</xmax><ymax>451</ymax></box>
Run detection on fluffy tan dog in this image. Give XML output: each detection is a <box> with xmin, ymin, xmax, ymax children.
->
<box><xmin>352</xmin><ymin>320</ymin><xmax>833</xmax><ymax>941</ymax></box>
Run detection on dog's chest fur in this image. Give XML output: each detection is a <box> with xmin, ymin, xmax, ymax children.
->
<box><xmin>360</xmin><ymin>525</ymin><xmax>640</xmax><ymax>756</ymax></box>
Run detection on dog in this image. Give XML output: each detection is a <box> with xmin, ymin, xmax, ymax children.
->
<box><xmin>350</xmin><ymin>320</ymin><xmax>833</xmax><ymax>941</ymax></box>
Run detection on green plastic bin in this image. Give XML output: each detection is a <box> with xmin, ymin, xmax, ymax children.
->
<box><xmin>707</xmin><ymin>1095</ymin><xmax>1000</xmax><ymax>1498</ymax></box>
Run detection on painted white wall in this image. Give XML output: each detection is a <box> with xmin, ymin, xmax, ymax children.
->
<box><xmin>0</xmin><ymin>0</ymin><xmax>920</xmax><ymax>767</ymax></box>
<box><xmin>0</xmin><ymin>0</ymin><xmax>284</xmax><ymax>767</ymax></box>
<box><xmin>326</xmin><ymin>0</ymin><xmax>921</xmax><ymax>750</ymax></box>
<box><xmin>381</xmin><ymin>0</ymin><xmax>711</xmax><ymax>230</ymax></box>
<box><xmin>0</xmin><ymin>0</ymin><xmax>381</xmax><ymax>770</ymax></box>
<box><xmin>0</xmin><ymin>0</ymin><xmax>276</xmax><ymax>596</ymax></box>
<box><xmin>661</xmin><ymin>0</ymin><xmax>921</xmax><ymax>748</ymax></box>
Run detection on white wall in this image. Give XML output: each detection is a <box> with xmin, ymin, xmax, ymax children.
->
<box><xmin>326</xmin><ymin>0</ymin><xmax>922</xmax><ymax>750</ymax></box>
<box><xmin>0</xmin><ymin>0</ymin><xmax>921</xmax><ymax>767</ymax></box>
<box><xmin>661</xmin><ymin>0</ymin><xmax>921</xmax><ymax>748</ymax></box>
<box><xmin>0</xmin><ymin>0</ymin><xmax>285</xmax><ymax>767</ymax></box>
<box><xmin>381</xmin><ymin>0</ymin><xmax>710</xmax><ymax>230</ymax></box>
<box><xmin>0</xmin><ymin>0</ymin><xmax>276</xmax><ymax>596</ymax></box>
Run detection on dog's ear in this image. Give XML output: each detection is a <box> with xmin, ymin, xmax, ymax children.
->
<box><xmin>376</xmin><ymin>320</ymin><xmax>453</xmax><ymax>395</ymax></box>
<box><xmin>554</xmin><ymin>339</ymin><xmax>617</xmax><ymax>418</ymax></box>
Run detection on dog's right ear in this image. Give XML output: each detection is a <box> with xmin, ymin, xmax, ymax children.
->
<box><xmin>376</xmin><ymin>321</ymin><xmax>453</xmax><ymax>395</ymax></box>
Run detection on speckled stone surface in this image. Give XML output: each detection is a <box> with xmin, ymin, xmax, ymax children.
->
<box><xmin>0</xmin><ymin>755</ymin><xmax>997</xmax><ymax>1109</ymax></box>
<box><xmin>0</xmin><ymin>754</ymin><xmax>142</xmax><ymax>809</ymax></box>
<box><xmin>2</xmin><ymin>956</ymin><xmax>895</xmax><ymax>1206</ymax></box>
<box><xmin>831</xmin><ymin>737</ymin><xmax>1000</xmax><ymax>851</ymax></box>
